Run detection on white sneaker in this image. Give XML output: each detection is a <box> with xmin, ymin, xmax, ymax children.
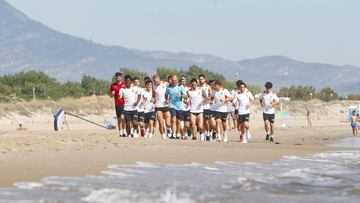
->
<box><xmin>200</xmin><ymin>133</ymin><xmax>205</xmax><ymax>141</ymax></box>
<box><xmin>162</xmin><ymin>134</ymin><xmax>167</xmax><ymax>139</ymax></box>
<box><xmin>224</xmin><ymin>135</ymin><xmax>228</xmax><ymax>143</ymax></box>
<box><xmin>133</xmin><ymin>133</ymin><xmax>139</xmax><ymax>138</ymax></box>
<box><xmin>217</xmin><ymin>134</ymin><xmax>222</xmax><ymax>142</ymax></box>
<box><xmin>148</xmin><ymin>133</ymin><xmax>153</xmax><ymax>139</ymax></box>
<box><xmin>242</xmin><ymin>137</ymin><xmax>248</xmax><ymax>144</ymax></box>
<box><xmin>246</xmin><ymin>131</ymin><xmax>251</xmax><ymax>139</ymax></box>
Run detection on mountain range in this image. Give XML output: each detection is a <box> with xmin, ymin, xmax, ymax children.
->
<box><xmin>0</xmin><ymin>0</ymin><xmax>359</xmax><ymax>94</ymax></box>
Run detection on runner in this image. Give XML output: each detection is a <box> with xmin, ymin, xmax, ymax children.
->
<box><xmin>208</xmin><ymin>80</ymin><xmax>217</xmax><ymax>141</ymax></box>
<box><xmin>119</xmin><ymin>75</ymin><xmax>140</xmax><ymax>137</ymax></box>
<box><xmin>212</xmin><ymin>80</ymin><xmax>233</xmax><ymax>142</ymax></box>
<box><xmin>231</xmin><ymin>86</ymin><xmax>239</xmax><ymax>130</ymax></box>
<box><xmin>109</xmin><ymin>72</ymin><xmax>126</xmax><ymax>137</ymax></box>
<box><xmin>143</xmin><ymin>80</ymin><xmax>156</xmax><ymax>139</ymax></box>
<box><xmin>165</xmin><ymin>74</ymin><xmax>187</xmax><ymax>139</ymax></box>
<box><xmin>234</xmin><ymin>80</ymin><xmax>254</xmax><ymax>143</ymax></box>
<box><xmin>188</xmin><ymin>78</ymin><xmax>205</xmax><ymax>141</ymax></box>
<box><xmin>351</xmin><ymin>111</ymin><xmax>358</xmax><ymax>136</ymax></box>
<box><xmin>153</xmin><ymin>75</ymin><xmax>172</xmax><ymax>139</ymax></box>
<box><xmin>180</xmin><ymin>75</ymin><xmax>191</xmax><ymax>139</ymax></box>
<box><xmin>198</xmin><ymin>74</ymin><xmax>212</xmax><ymax>141</ymax></box>
<box><xmin>133</xmin><ymin>77</ymin><xmax>146</xmax><ymax>137</ymax></box>
<box><xmin>260</xmin><ymin>82</ymin><xmax>280</xmax><ymax>143</ymax></box>
<box><xmin>227</xmin><ymin>101</ymin><xmax>236</xmax><ymax>130</ymax></box>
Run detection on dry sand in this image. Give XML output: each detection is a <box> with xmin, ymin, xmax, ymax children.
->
<box><xmin>0</xmin><ymin>97</ymin><xmax>358</xmax><ymax>188</ymax></box>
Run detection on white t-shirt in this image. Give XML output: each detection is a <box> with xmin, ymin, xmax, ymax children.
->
<box><xmin>134</xmin><ymin>86</ymin><xmax>145</xmax><ymax>112</ymax></box>
<box><xmin>234</xmin><ymin>91</ymin><xmax>254</xmax><ymax>115</ymax></box>
<box><xmin>154</xmin><ymin>82</ymin><xmax>168</xmax><ymax>108</ymax></box>
<box><xmin>261</xmin><ymin>91</ymin><xmax>279</xmax><ymax>114</ymax></box>
<box><xmin>201</xmin><ymin>85</ymin><xmax>211</xmax><ymax>110</ymax></box>
<box><xmin>182</xmin><ymin>85</ymin><xmax>191</xmax><ymax>111</ymax></box>
<box><xmin>188</xmin><ymin>88</ymin><xmax>203</xmax><ymax>113</ymax></box>
<box><xmin>143</xmin><ymin>90</ymin><xmax>155</xmax><ymax>113</ymax></box>
<box><xmin>119</xmin><ymin>87</ymin><xmax>137</xmax><ymax>111</ymax></box>
<box><xmin>231</xmin><ymin>89</ymin><xmax>239</xmax><ymax>110</ymax></box>
<box><xmin>212</xmin><ymin>88</ymin><xmax>233</xmax><ymax>113</ymax></box>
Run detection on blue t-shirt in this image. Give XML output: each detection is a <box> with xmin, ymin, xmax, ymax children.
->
<box><xmin>166</xmin><ymin>84</ymin><xmax>186</xmax><ymax>110</ymax></box>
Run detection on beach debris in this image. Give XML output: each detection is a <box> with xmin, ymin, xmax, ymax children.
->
<box><xmin>54</xmin><ymin>108</ymin><xmax>114</xmax><ymax>131</ymax></box>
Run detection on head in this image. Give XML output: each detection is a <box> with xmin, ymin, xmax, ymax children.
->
<box><xmin>264</xmin><ymin>82</ymin><xmax>273</xmax><ymax>93</ymax></box>
<box><xmin>214</xmin><ymin>80</ymin><xmax>222</xmax><ymax>91</ymax></box>
<box><xmin>208</xmin><ymin>80</ymin><xmax>215</xmax><ymax>89</ymax></box>
<box><xmin>180</xmin><ymin>75</ymin><xmax>187</xmax><ymax>86</ymax></box>
<box><xmin>114</xmin><ymin>72</ymin><xmax>122</xmax><ymax>83</ymax></box>
<box><xmin>190</xmin><ymin>78</ymin><xmax>198</xmax><ymax>89</ymax></box>
<box><xmin>145</xmin><ymin>80</ymin><xmax>153</xmax><ymax>91</ymax></box>
<box><xmin>237</xmin><ymin>81</ymin><xmax>247</xmax><ymax>93</ymax></box>
<box><xmin>171</xmin><ymin>74</ymin><xmax>178</xmax><ymax>86</ymax></box>
<box><xmin>133</xmin><ymin>77</ymin><xmax>140</xmax><ymax>87</ymax></box>
<box><xmin>168</xmin><ymin>75</ymin><xmax>173</xmax><ymax>84</ymax></box>
<box><xmin>152</xmin><ymin>75</ymin><xmax>161</xmax><ymax>85</ymax></box>
<box><xmin>353</xmin><ymin>111</ymin><xmax>357</xmax><ymax>116</ymax></box>
<box><xmin>124</xmin><ymin>75</ymin><xmax>132</xmax><ymax>88</ymax></box>
<box><xmin>198</xmin><ymin>74</ymin><xmax>206</xmax><ymax>85</ymax></box>
<box><xmin>144</xmin><ymin>76</ymin><xmax>151</xmax><ymax>83</ymax></box>
<box><xmin>236</xmin><ymin>80</ymin><xmax>244</xmax><ymax>90</ymax></box>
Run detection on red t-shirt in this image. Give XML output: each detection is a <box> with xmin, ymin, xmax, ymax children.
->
<box><xmin>109</xmin><ymin>81</ymin><xmax>126</xmax><ymax>106</ymax></box>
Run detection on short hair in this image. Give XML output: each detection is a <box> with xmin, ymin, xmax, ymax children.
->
<box><xmin>145</xmin><ymin>80</ymin><xmax>152</xmax><ymax>85</ymax></box>
<box><xmin>237</xmin><ymin>80</ymin><xmax>246</xmax><ymax>88</ymax></box>
<box><xmin>214</xmin><ymin>80</ymin><xmax>222</xmax><ymax>86</ymax></box>
<box><xmin>144</xmin><ymin>76</ymin><xmax>151</xmax><ymax>81</ymax></box>
<box><xmin>180</xmin><ymin>75</ymin><xmax>187</xmax><ymax>79</ymax></box>
<box><xmin>265</xmin><ymin>82</ymin><xmax>273</xmax><ymax>89</ymax></box>
<box><xmin>198</xmin><ymin>74</ymin><xmax>205</xmax><ymax>79</ymax></box>
<box><xmin>124</xmin><ymin>75</ymin><xmax>132</xmax><ymax>81</ymax></box>
<box><xmin>152</xmin><ymin>75</ymin><xmax>160</xmax><ymax>80</ymax></box>
<box><xmin>133</xmin><ymin>77</ymin><xmax>140</xmax><ymax>81</ymax></box>
<box><xmin>208</xmin><ymin>80</ymin><xmax>215</xmax><ymax>84</ymax></box>
<box><xmin>115</xmin><ymin>72</ymin><xmax>122</xmax><ymax>77</ymax></box>
<box><xmin>190</xmin><ymin>78</ymin><xmax>198</xmax><ymax>83</ymax></box>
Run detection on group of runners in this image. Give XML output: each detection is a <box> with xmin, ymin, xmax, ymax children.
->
<box><xmin>110</xmin><ymin>72</ymin><xmax>280</xmax><ymax>143</ymax></box>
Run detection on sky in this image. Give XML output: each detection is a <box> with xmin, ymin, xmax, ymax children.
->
<box><xmin>6</xmin><ymin>0</ymin><xmax>360</xmax><ymax>66</ymax></box>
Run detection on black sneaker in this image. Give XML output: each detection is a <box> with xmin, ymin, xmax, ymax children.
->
<box><xmin>265</xmin><ymin>134</ymin><xmax>270</xmax><ymax>141</ymax></box>
<box><xmin>270</xmin><ymin>136</ymin><xmax>274</xmax><ymax>143</ymax></box>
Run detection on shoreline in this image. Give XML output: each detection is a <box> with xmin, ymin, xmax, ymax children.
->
<box><xmin>0</xmin><ymin>125</ymin><xmax>354</xmax><ymax>188</ymax></box>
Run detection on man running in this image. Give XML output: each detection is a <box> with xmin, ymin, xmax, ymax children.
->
<box><xmin>180</xmin><ymin>75</ymin><xmax>191</xmax><ymax>139</ymax></box>
<box><xmin>260</xmin><ymin>82</ymin><xmax>280</xmax><ymax>143</ymax></box>
<box><xmin>119</xmin><ymin>75</ymin><xmax>139</xmax><ymax>137</ymax></box>
<box><xmin>165</xmin><ymin>74</ymin><xmax>187</xmax><ymax>139</ymax></box>
<box><xmin>109</xmin><ymin>72</ymin><xmax>126</xmax><ymax>137</ymax></box>
<box><xmin>153</xmin><ymin>75</ymin><xmax>172</xmax><ymax>139</ymax></box>
<box><xmin>143</xmin><ymin>80</ymin><xmax>156</xmax><ymax>138</ymax></box>
<box><xmin>234</xmin><ymin>80</ymin><xmax>254</xmax><ymax>143</ymax></box>
<box><xmin>133</xmin><ymin>77</ymin><xmax>146</xmax><ymax>137</ymax></box>
<box><xmin>188</xmin><ymin>78</ymin><xmax>205</xmax><ymax>140</ymax></box>
<box><xmin>212</xmin><ymin>80</ymin><xmax>233</xmax><ymax>142</ymax></box>
<box><xmin>198</xmin><ymin>74</ymin><xmax>212</xmax><ymax>141</ymax></box>
<box><xmin>208</xmin><ymin>80</ymin><xmax>217</xmax><ymax>141</ymax></box>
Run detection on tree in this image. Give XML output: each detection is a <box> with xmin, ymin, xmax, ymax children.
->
<box><xmin>81</xmin><ymin>75</ymin><xmax>109</xmax><ymax>96</ymax></box>
<box><xmin>278</xmin><ymin>86</ymin><xmax>316</xmax><ymax>101</ymax></box>
<box><xmin>347</xmin><ymin>94</ymin><xmax>360</xmax><ymax>100</ymax></box>
<box><xmin>62</xmin><ymin>82</ymin><xmax>86</xmax><ymax>98</ymax></box>
<box><xmin>318</xmin><ymin>87</ymin><xmax>338</xmax><ymax>102</ymax></box>
<box><xmin>119</xmin><ymin>68</ymin><xmax>148</xmax><ymax>84</ymax></box>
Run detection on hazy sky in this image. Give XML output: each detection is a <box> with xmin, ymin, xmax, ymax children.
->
<box><xmin>6</xmin><ymin>0</ymin><xmax>360</xmax><ymax>66</ymax></box>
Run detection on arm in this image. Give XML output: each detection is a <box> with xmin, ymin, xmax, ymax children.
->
<box><xmin>109</xmin><ymin>85</ymin><xmax>115</xmax><ymax>98</ymax></box>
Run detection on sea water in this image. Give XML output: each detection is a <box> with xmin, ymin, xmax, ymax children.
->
<box><xmin>0</xmin><ymin>139</ymin><xmax>359</xmax><ymax>203</ymax></box>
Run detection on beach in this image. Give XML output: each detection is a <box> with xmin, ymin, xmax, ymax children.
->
<box><xmin>0</xmin><ymin>97</ymin><xmax>356</xmax><ymax>188</ymax></box>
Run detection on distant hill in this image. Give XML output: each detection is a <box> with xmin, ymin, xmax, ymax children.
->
<box><xmin>0</xmin><ymin>0</ymin><xmax>359</xmax><ymax>94</ymax></box>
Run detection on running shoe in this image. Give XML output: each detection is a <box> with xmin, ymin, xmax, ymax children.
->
<box><xmin>270</xmin><ymin>136</ymin><xmax>274</xmax><ymax>143</ymax></box>
<box><xmin>240</xmin><ymin>134</ymin><xmax>244</xmax><ymax>143</ymax></box>
<box><xmin>265</xmin><ymin>134</ymin><xmax>270</xmax><ymax>141</ymax></box>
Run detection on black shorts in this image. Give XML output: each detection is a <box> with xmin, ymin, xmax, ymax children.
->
<box><xmin>115</xmin><ymin>106</ymin><xmax>124</xmax><ymax>118</ymax></box>
<box><xmin>235</xmin><ymin>109</ymin><xmax>239</xmax><ymax>115</ymax></box>
<box><xmin>191</xmin><ymin>112</ymin><xmax>202</xmax><ymax>117</ymax></box>
<box><xmin>144</xmin><ymin>112</ymin><xmax>156</xmax><ymax>123</ymax></box>
<box><xmin>263</xmin><ymin>113</ymin><xmax>275</xmax><ymax>124</ymax></box>
<box><xmin>203</xmin><ymin>109</ymin><xmax>212</xmax><ymax>120</ymax></box>
<box><xmin>182</xmin><ymin>110</ymin><xmax>191</xmax><ymax>122</ymax></box>
<box><xmin>210</xmin><ymin>110</ymin><xmax>215</xmax><ymax>119</ymax></box>
<box><xmin>155</xmin><ymin>107</ymin><xmax>169</xmax><ymax>113</ymax></box>
<box><xmin>134</xmin><ymin>111</ymin><xmax>145</xmax><ymax>122</ymax></box>
<box><xmin>214</xmin><ymin>111</ymin><xmax>228</xmax><ymax>122</ymax></box>
<box><xmin>124</xmin><ymin>110</ymin><xmax>136</xmax><ymax>122</ymax></box>
<box><xmin>238</xmin><ymin>114</ymin><xmax>250</xmax><ymax>124</ymax></box>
